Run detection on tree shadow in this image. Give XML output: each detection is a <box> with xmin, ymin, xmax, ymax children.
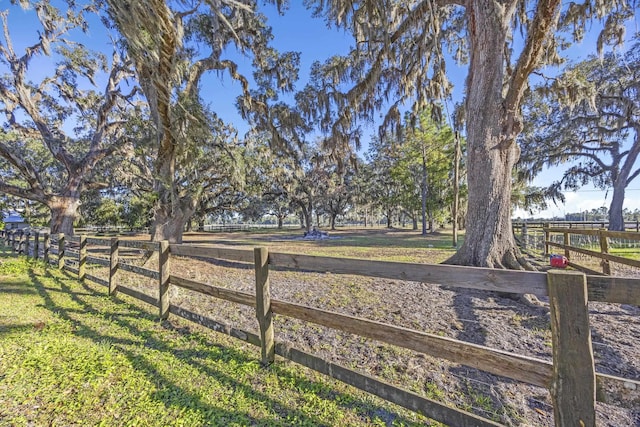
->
<box><xmin>25</xmin><ymin>267</ymin><xmax>426</xmax><ymax>426</ymax></box>
<box><xmin>590</xmin><ymin>325</ymin><xmax>640</xmax><ymax>381</ymax></box>
<box><xmin>451</xmin><ymin>283</ymin><xmax>640</xmax><ymax>425</ymax></box>
<box><xmin>450</xmin><ymin>288</ymin><xmax>553</xmax><ymax>425</ymax></box>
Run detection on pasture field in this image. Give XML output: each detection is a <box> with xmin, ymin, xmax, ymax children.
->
<box><xmin>177</xmin><ymin>227</ymin><xmax>460</xmax><ymax>263</ymax></box>
<box><xmin>3</xmin><ymin>228</ymin><xmax>639</xmax><ymax>426</ymax></box>
<box><xmin>107</xmin><ymin>227</ymin><xmax>637</xmax><ymax>426</ymax></box>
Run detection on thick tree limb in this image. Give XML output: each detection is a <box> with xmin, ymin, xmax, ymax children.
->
<box><xmin>504</xmin><ymin>0</ymin><xmax>562</xmax><ymax>124</ymax></box>
<box><xmin>0</xmin><ymin>180</ymin><xmax>48</xmax><ymax>204</ymax></box>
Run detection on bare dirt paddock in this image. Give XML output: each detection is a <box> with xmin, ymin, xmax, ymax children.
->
<box><xmin>114</xmin><ymin>228</ymin><xmax>640</xmax><ymax>426</ymax></box>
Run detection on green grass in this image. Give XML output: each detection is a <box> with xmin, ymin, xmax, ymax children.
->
<box><xmin>608</xmin><ymin>247</ymin><xmax>640</xmax><ymax>260</ymax></box>
<box><xmin>0</xmin><ymin>250</ymin><xmax>432</xmax><ymax>426</ymax></box>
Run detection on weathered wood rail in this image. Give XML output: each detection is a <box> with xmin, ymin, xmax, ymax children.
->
<box><xmin>2</xmin><ymin>230</ymin><xmax>639</xmax><ymax>427</ymax></box>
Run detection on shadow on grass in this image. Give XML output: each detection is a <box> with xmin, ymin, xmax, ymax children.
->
<box><xmin>26</xmin><ymin>266</ymin><xmax>425</xmax><ymax>426</ymax></box>
<box><xmin>0</xmin><ymin>323</ymin><xmax>42</xmax><ymax>336</ymax></box>
<box><xmin>28</xmin><ymin>268</ymin><xmax>287</xmax><ymax>425</ymax></box>
<box><xmin>0</xmin><ymin>284</ymin><xmax>39</xmax><ymax>295</ymax></box>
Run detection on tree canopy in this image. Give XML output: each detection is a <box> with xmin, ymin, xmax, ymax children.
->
<box><xmin>520</xmin><ymin>36</ymin><xmax>640</xmax><ymax>230</ymax></box>
<box><xmin>105</xmin><ymin>0</ymin><xmax>299</xmax><ymax>242</ymax></box>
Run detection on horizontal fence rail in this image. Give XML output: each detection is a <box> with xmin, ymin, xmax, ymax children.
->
<box><xmin>3</xmin><ymin>230</ymin><xmax>640</xmax><ymax>426</ymax></box>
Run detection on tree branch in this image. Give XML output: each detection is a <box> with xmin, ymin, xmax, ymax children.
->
<box><xmin>0</xmin><ymin>180</ymin><xmax>48</xmax><ymax>205</ymax></box>
<box><xmin>504</xmin><ymin>0</ymin><xmax>562</xmax><ymax>118</ymax></box>
<box><xmin>0</xmin><ymin>140</ymin><xmax>46</xmax><ymax>198</ymax></box>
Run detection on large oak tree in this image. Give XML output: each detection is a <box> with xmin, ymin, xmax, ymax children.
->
<box><xmin>519</xmin><ymin>40</ymin><xmax>640</xmax><ymax>231</ymax></box>
<box><xmin>106</xmin><ymin>0</ymin><xmax>298</xmax><ymax>243</ymax></box>
<box><xmin>304</xmin><ymin>0</ymin><xmax>632</xmax><ymax>268</ymax></box>
<box><xmin>0</xmin><ymin>2</ymin><xmax>134</xmax><ymax>235</ymax></box>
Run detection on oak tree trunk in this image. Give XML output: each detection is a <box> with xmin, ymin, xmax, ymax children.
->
<box><xmin>151</xmin><ymin>202</ymin><xmax>194</xmax><ymax>243</ymax></box>
<box><xmin>447</xmin><ymin>1</ymin><xmax>528</xmax><ymax>269</ymax></box>
<box><xmin>151</xmin><ymin>150</ymin><xmax>195</xmax><ymax>243</ymax></box>
<box><xmin>609</xmin><ymin>136</ymin><xmax>640</xmax><ymax>231</ymax></box>
<box><xmin>49</xmin><ymin>195</ymin><xmax>81</xmax><ymax>236</ymax></box>
<box><xmin>608</xmin><ymin>185</ymin><xmax>625</xmax><ymax>231</ymax></box>
<box><xmin>299</xmin><ymin>205</ymin><xmax>311</xmax><ymax>232</ymax></box>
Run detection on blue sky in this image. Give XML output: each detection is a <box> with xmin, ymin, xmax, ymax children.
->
<box><xmin>3</xmin><ymin>1</ymin><xmax>639</xmax><ymax>219</ymax></box>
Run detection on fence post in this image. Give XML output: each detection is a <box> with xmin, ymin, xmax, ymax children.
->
<box><xmin>57</xmin><ymin>233</ymin><xmax>65</xmax><ymax>270</ymax></box>
<box><xmin>78</xmin><ymin>235</ymin><xmax>87</xmax><ymax>281</ymax></box>
<box><xmin>521</xmin><ymin>223</ymin><xmax>528</xmax><ymax>250</ymax></box>
<box><xmin>562</xmin><ymin>231</ymin><xmax>570</xmax><ymax>259</ymax></box>
<box><xmin>43</xmin><ymin>233</ymin><xmax>50</xmax><ymax>264</ymax></box>
<box><xmin>21</xmin><ymin>230</ymin><xmax>26</xmax><ymax>253</ymax></box>
<box><xmin>34</xmin><ymin>232</ymin><xmax>39</xmax><ymax>260</ymax></box>
<box><xmin>254</xmin><ymin>247</ymin><xmax>275</xmax><ymax>365</ymax></box>
<box><xmin>109</xmin><ymin>237</ymin><xmax>119</xmax><ymax>296</ymax></box>
<box><xmin>542</xmin><ymin>223</ymin><xmax>551</xmax><ymax>256</ymax></box>
<box><xmin>598</xmin><ymin>229</ymin><xmax>611</xmax><ymax>275</ymax></box>
<box><xmin>13</xmin><ymin>230</ymin><xmax>22</xmax><ymax>253</ymax></box>
<box><xmin>158</xmin><ymin>240</ymin><xmax>170</xmax><ymax>320</ymax></box>
<box><xmin>24</xmin><ymin>231</ymin><xmax>30</xmax><ymax>258</ymax></box>
<box><xmin>547</xmin><ymin>270</ymin><xmax>595</xmax><ymax>427</ymax></box>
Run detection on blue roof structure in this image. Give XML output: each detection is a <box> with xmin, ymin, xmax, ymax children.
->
<box><xmin>2</xmin><ymin>212</ymin><xmax>26</xmax><ymax>223</ymax></box>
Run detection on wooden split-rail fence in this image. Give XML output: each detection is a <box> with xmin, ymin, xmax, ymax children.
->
<box><xmin>2</xmin><ymin>229</ymin><xmax>640</xmax><ymax>427</ymax></box>
<box><xmin>542</xmin><ymin>227</ymin><xmax>640</xmax><ymax>276</ymax></box>
<box><xmin>512</xmin><ymin>222</ymin><xmax>640</xmax><ymax>275</ymax></box>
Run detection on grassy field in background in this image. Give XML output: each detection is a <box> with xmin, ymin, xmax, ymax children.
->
<box><xmin>179</xmin><ymin>227</ymin><xmax>462</xmax><ymax>264</ymax></box>
<box><xmin>0</xmin><ymin>250</ymin><xmax>432</xmax><ymax>426</ymax></box>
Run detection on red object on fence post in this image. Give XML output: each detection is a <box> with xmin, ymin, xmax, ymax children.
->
<box><xmin>550</xmin><ymin>255</ymin><xmax>568</xmax><ymax>268</ymax></box>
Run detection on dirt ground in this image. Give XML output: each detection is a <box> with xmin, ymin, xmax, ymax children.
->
<box><xmin>113</xmin><ymin>229</ymin><xmax>639</xmax><ymax>426</ymax></box>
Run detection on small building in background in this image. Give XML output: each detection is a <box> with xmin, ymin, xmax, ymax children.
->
<box><xmin>2</xmin><ymin>211</ymin><xmax>28</xmax><ymax>230</ymax></box>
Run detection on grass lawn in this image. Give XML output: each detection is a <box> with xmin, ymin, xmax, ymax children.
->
<box><xmin>0</xmin><ymin>249</ymin><xmax>432</xmax><ymax>426</ymax></box>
